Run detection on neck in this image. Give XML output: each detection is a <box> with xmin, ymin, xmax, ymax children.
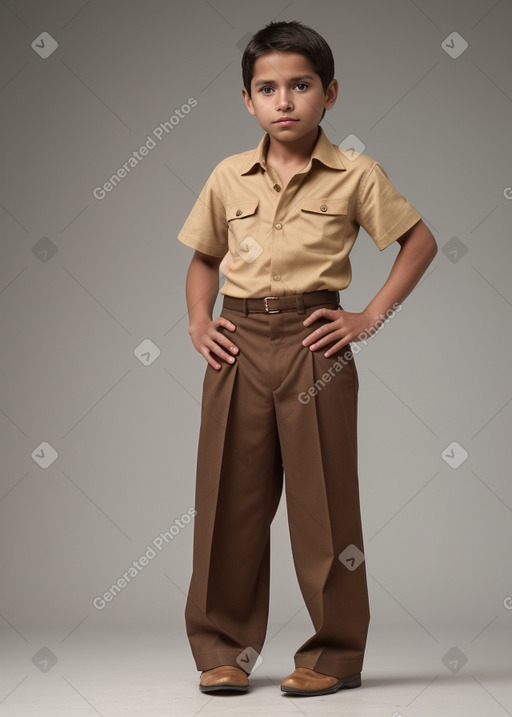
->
<box><xmin>266</xmin><ymin>126</ymin><xmax>320</xmax><ymax>166</ymax></box>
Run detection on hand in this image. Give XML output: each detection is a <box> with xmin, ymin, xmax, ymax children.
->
<box><xmin>302</xmin><ymin>308</ymin><xmax>375</xmax><ymax>357</ymax></box>
<box><xmin>189</xmin><ymin>316</ymin><xmax>239</xmax><ymax>370</ymax></box>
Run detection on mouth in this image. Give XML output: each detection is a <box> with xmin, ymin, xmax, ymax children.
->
<box><xmin>273</xmin><ymin>118</ymin><xmax>299</xmax><ymax>125</ymax></box>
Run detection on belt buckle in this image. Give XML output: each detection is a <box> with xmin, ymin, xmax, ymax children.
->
<box><xmin>264</xmin><ymin>296</ymin><xmax>280</xmax><ymax>314</ymax></box>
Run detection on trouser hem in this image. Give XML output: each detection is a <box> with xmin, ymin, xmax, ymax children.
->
<box><xmin>192</xmin><ymin>649</ymin><xmax>255</xmax><ymax>674</ymax></box>
<box><xmin>294</xmin><ymin>656</ymin><xmax>364</xmax><ymax>681</ymax></box>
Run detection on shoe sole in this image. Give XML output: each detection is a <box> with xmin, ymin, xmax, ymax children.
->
<box><xmin>199</xmin><ymin>683</ymin><xmax>249</xmax><ymax>693</ymax></box>
<box><xmin>281</xmin><ymin>672</ymin><xmax>361</xmax><ymax>696</ymax></box>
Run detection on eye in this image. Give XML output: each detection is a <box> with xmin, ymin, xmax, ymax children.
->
<box><xmin>260</xmin><ymin>86</ymin><xmax>274</xmax><ymax>94</ymax></box>
<box><xmin>294</xmin><ymin>83</ymin><xmax>308</xmax><ymax>91</ymax></box>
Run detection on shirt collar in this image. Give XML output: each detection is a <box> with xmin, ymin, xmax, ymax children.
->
<box><xmin>240</xmin><ymin>125</ymin><xmax>346</xmax><ymax>175</ymax></box>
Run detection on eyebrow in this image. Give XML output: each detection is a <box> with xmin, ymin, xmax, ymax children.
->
<box><xmin>253</xmin><ymin>74</ymin><xmax>316</xmax><ymax>88</ymax></box>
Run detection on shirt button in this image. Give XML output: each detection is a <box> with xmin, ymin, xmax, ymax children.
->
<box><xmin>275</xmin><ymin>222</ymin><xmax>283</xmax><ymax>230</ymax></box>
<box><xmin>320</xmin><ymin>204</ymin><xmax>328</xmax><ymax>212</ymax></box>
<box><xmin>273</xmin><ymin>183</ymin><xmax>281</xmax><ymax>192</ymax></box>
<box><xmin>235</xmin><ymin>209</ymin><xmax>243</xmax><ymax>216</ymax></box>
<box><xmin>273</xmin><ymin>274</ymin><xmax>281</xmax><ymax>281</ymax></box>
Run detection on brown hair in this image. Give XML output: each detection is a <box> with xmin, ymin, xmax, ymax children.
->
<box><xmin>241</xmin><ymin>21</ymin><xmax>335</xmax><ymax>120</ymax></box>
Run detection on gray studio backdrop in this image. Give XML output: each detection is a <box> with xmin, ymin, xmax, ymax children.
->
<box><xmin>1</xmin><ymin>0</ymin><xmax>511</xmax><ymax>656</ymax></box>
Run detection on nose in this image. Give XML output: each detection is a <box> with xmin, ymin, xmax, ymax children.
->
<box><xmin>275</xmin><ymin>88</ymin><xmax>293</xmax><ymax>110</ymax></box>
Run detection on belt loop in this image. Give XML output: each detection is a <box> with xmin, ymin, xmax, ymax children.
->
<box><xmin>296</xmin><ymin>293</ymin><xmax>306</xmax><ymax>315</ymax></box>
<box><xmin>241</xmin><ymin>298</ymin><xmax>248</xmax><ymax>317</ymax></box>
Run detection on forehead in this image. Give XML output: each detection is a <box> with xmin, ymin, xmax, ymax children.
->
<box><xmin>251</xmin><ymin>51</ymin><xmax>318</xmax><ymax>83</ymax></box>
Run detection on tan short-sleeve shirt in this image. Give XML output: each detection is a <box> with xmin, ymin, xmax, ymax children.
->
<box><xmin>177</xmin><ymin>126</ymin><xmax>422</xmax><ymax>298</ymax></box>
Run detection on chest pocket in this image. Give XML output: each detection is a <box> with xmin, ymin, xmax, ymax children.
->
<box><xmin>299</xmin><ymin>198</ymin><xmax>349</xmax><ymax>255</ymax></box>
<box><xmin>226</xmin><ymin>199</ymin><xmax>260</xmax><ymax>249</ymax></box>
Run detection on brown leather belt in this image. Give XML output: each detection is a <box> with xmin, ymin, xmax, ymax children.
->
<box><xmin>222</xmin><ymin>289</ymin><xmax>339</xmax><ymax>314</ymax></box>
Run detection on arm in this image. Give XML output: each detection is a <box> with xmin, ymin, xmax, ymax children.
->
<box><xmin>302</xmin><ymin>219</ymin><xmax>438</xmax><ymax>356</ymax></box>
<box><xmin>185</xmin><ymin>250</ymin><xmax>239</xmax><ymax>370</ymax></box>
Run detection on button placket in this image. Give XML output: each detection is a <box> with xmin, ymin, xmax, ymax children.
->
<box><xmin>268</xmin><ymin>172</ymin><xmax>299</xmax><ymax>294</ymax></box>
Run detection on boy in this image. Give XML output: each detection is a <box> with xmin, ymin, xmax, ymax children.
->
<box><xmin>177</xmin><ymin>20</ymin><xmax>437</xmax><ymax>696</ymax></box>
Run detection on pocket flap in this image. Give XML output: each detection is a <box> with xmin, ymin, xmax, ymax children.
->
<box><xmin>226</xmin><ymin>199</ymin><xmax>259</xmax><ymax>221</ymax></box>
<box><xmin>300</xmin><ymin>198</ymin><xmax>348</xmax><ymax>216</ymax></box>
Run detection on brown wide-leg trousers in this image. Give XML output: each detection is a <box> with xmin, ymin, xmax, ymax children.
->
<box><xmin>184</xmin><ymin>292</ymin><xmax>370</xmax><ymax>680</ymax></box>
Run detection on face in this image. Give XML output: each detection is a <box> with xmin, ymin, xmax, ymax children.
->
<box><xmin>242</xmin><ymin>51</ymin><xmax>337</xmax><ymax>143</ymax></box>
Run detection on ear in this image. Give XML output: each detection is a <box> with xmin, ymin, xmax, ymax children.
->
<box><xmin>324</xmin><ymin>78</ymin><xmax>338</xmax><ymax>110</ymax></box>
<box><xmin>242</xmin><ymin>87</ymin><xmax>256</xmax><ymax>116</ymax></box>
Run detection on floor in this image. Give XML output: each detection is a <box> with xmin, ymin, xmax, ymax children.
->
<box><xmin>1</xmin><ymin>624</ymin><xmax>511</xmax><ymax>716</ymax></box>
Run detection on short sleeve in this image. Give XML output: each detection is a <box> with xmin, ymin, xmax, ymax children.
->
<box><xmin>356</xmin><ymin>162</ymin><xmax>422</xmax><ymax>250</ymax></box>
<box><xmin>177</xmin><ymin>167</ymin><xmax>228</xmax><ymax>257</ymax></box>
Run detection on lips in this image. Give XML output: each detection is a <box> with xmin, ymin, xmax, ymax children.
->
<box><xmin>273</xmin><ymin>118</ymin><xmax>298</xmax><ymax>123</ymax></box>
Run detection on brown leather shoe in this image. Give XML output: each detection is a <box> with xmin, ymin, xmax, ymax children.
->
<box><xmin>280</xmin><ymin>667</ymin><xmax>361</xmax><ymax>696</ymax></box>
<box><xmin>199</xmin><ymin>665</ymin><xmax>249</xmax><ymax>692</ymax></box>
